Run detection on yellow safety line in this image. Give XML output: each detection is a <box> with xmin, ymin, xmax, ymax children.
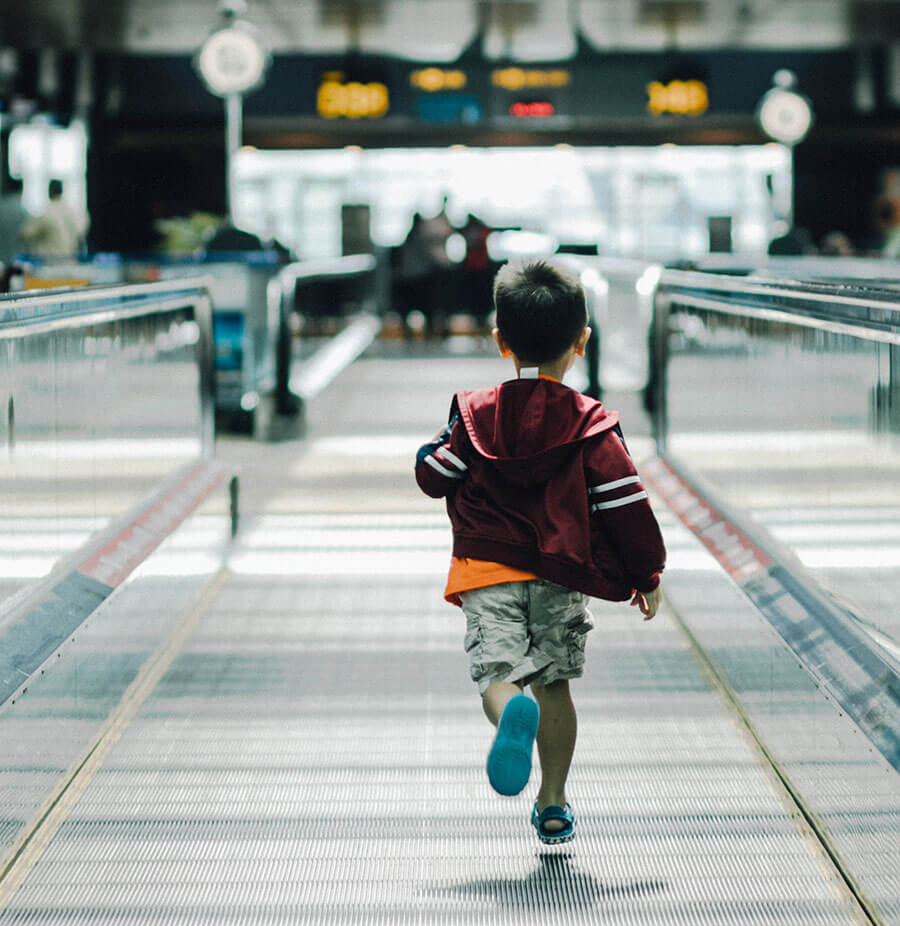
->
<box><xmin>0</xmin><ymin>568</ymin><xmax>230</xmax><ymax>911</ymax></box>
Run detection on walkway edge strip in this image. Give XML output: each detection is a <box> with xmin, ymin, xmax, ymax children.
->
<box><xmin>0</xmin><ymin>568</ymin><xmax>230</xmax><ymax>911</ymax></box>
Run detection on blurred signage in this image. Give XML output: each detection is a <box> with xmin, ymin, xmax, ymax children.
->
<box><xmin>102</xmin><ymin>46</ymin><xmax>866</xmax><ymax>128</ymax></box>
<box><xmin>317</xmin><ymin>71</ymin><xmax>389</xmax><ymax>119</ymax></box>
<box><xmin>646</xmin><ymin>79</ymin><xmax>709</xmax><ymax>115</ymax></box>
<box><xmin>417</xmin><ymin>94</ymin><xmax>481</xmax><ymax>123</ymax></box>
<box><xmin>410</xmin><ymin>68</ymin><xmax>467</xmax><ymax>91</ymax></box>
<box><xmin>509</xmin><ymin>101</ymin><xmax>555</xmax><ymax>117</ymax></box>
<box><xmin>492</xmin><ymin>67</ymin><xmax>570</xmax><ymax>91</ymax></box>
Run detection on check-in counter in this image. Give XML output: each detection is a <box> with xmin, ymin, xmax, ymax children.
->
<box><xmin>17</xmin><ymin>254</ymin><xmax>125</xmax><ymax>291</ymax></box>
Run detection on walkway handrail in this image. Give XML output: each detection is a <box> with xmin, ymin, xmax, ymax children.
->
<box><xmin>1</xmin><ymin>279</ymin><xmax>217</xmax><ymax>454</ymax></box>
<box><xmin>268</xmin><ymin>255</ymin><xmax>378</xmax><ymax>416</ymax></box>
<box><xmin>1</xmin><ymin>278</ymin><xmax>214</xmax><ymax>336</ymax></box>
<box><xmin>274</xmin><ymin>254</ymin><xmax>377</xmax><ymax>295</ymax></box>
<box><xmin>658</xmin><ymin>269</ymin><xmax>900</xmax><ymax>344</ymax></box>
<box><xmin>646</xmin><ymin>265</ymin><xmax>900</xmax><ymax>778</ymax></box>
<box><xmin>651</xmin><ymin>270</ymin><xmax>900</xmax><ymax>452</ymax></box>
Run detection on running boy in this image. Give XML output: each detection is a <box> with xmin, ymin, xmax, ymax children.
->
<box><xmin>415</xmin><ymin>260</ymin><xmax>666</xmax><ymax>844</ymax></box>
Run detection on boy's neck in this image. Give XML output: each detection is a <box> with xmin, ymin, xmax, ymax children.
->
<box><xmin>514</xmin><ymin>356</ymin><xmax>569</xmax><ymax>383</ymax></box>
<box><xmin>492</xmin><ymin>326</ymin><xmax>588</xmax><ymax>385</ymax></box>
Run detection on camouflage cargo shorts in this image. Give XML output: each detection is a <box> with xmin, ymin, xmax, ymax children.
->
<box><xmin>460</xmin><ymin>580</ymin><xmax>594</xmax><ymax>695</ymax></box>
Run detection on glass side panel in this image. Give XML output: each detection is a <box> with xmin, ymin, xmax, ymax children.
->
<box><xmin>665</xmin><ymin>305</ymin><xmax>900</xmax><ymax>653</ymax></box>
<box><xmin>1</xmin><ymin>307</ymin><xmax>204</xmax><ymax>605</ymax></box>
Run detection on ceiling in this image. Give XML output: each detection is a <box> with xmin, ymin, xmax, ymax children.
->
<box><xmin>1</xmin><ymin>0</ymin><xmax>899</xmax><ymax>58</ymax></box>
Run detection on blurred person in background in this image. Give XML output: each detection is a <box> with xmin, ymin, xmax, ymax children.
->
<box><xmin>876</xmin><ymin>198</ymin><xmax>900</xmax><ymax>260</ymax></box>
<box><xmin>819</xmin><ymin>230</ymin><xmax>855</xmax><ymax>257</ymax></box>
<box><xmin>21</xmin><ymin>179</ymin><xmax>88</xmax><ymax>259</ymax></box>
<box><xmin>767</xmin><ymin>225</ymin><xmax>817</xmax><ymax>256</ymax></box>
<box><xmin>421</xmin><ymin>196</ymin><xmax>455</xmax><ymax>333</ymax></box>
<box><xmin>395</xmin><ymin>211</ymin><xmax>432</xmax><ymax>331</ymax></box>
<box><xmin>203</xmin><ymin>221</ymin><xmax>265</xmax><ymax>253</ymax></box>
<box><xmin>0</xmin><ymin>175</ymin><xmax>28</xmax><ymax>265</ymax></box>
<box><xmin>420</xmin><ymin>196</ymin><xmax>454</xmax><ymax>271</ymax></box>
<box><xmin>459</xmin><ymin>212</ymin><xmax>495</xmax><ymax>325</ymax></box>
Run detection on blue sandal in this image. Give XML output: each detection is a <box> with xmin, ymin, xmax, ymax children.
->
<box><xmin>531</xmin><ymin>802</ymin><xmax>575</xmax><ymax>844</ymax></box>
<box><xmin>486</xmin><ymin>695</ymin><xmax>540</xmax><ymax>796</ymax></box>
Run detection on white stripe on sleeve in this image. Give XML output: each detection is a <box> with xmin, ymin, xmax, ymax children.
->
<box><xmin>424</xmin><ymin>455</ymin><xmax>464</xmax><ymax>479</ymax></box>
<box><xmin>436</xmin><ymin>447</ymin><xmax>468</xmax><ymax>472</ymax></box>
<box><xmin>591</xmin><ymin>490</ymin><xmax>649</xmax><ymax>512</ymax></box>
<box><xmin>589</xmin><ymin>475</ymin><xmax>641</xmax><ymax>494</ymax></box>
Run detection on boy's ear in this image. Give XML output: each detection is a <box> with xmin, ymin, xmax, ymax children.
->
<box><xmin>574</xmin><ymin>326</ymin><xmax>592</xmax><ymax>358</ymax></box>
<box><xmin>492</xmin><ymin>327</ymin><xmax>513</xmax><ymax>358</ymax></box>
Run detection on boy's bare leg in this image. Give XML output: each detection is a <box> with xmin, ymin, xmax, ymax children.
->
<box><xmin>530</xmin><ymin>679</ymin><xmax>576</xmax><ymax>832</ymax></box>
<box><xmin>481</xmin><ymin>681</ymin><xmax>524</xmax><ymax>726</ymax></box>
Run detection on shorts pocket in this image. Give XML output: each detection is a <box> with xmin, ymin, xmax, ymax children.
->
<box><xmin>566</xmin><ymin>628</ymin><xmax>588</xmax><ymax>668</ymax></box>
<box><xmin>565</xmin><ymin>600</ymin><xmax>593</xmax><ymax>669</ymax></box>
<box><xmin>463</xmin><ymin>622</ymin><xmax>484</xmax><ymax>680</ymax></box>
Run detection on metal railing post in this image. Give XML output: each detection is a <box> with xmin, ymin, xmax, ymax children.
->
<box><xmin>649</xmin><ymin>288</ymin><xmax>670</xmax><ymax>455</ymax></box>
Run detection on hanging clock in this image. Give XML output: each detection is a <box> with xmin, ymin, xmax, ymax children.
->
<box><xmin>757</xmin><ymin>71</ymin><xmax>814</xmax><ymax>145</ymax></box>
<box><xmin>196</xmin><ymin>20</ymin><xmax>270</xmax><ymax>97</ymax></box>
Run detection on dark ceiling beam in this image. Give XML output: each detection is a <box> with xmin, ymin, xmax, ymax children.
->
<box><xmin>0</xmin><ymin>0</ymin><xmax>127</xmax><ymax>49</ymax></box>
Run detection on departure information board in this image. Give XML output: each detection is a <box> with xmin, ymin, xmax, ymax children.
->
<box><xmin>98</xmin><ymin>46</ymin><xmax>859</xmax><ymax>128</ymax></box>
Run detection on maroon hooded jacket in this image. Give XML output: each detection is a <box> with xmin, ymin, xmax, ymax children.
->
<box><xmin>415</xmin><ymin>376</ymin><xmax>666</xmax><ymax>601</ymax></box>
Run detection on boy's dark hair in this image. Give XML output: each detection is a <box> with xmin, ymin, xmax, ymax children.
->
<box><xmin>493</xmin><ymin>260</ymin><xmax>587</xmax><ymax>364</ymax></box>
<box><xmin>48</xmin><ymin>179</ymin><xmax>63</xmax><ymax>200</ymax></box>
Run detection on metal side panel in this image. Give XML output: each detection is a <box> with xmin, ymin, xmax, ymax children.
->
<box><xmin>0</xmin><ymin>554</ymin><xmax>865</xmax><ymax>925</ymax></box>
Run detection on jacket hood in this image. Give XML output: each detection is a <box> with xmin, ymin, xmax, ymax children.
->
<box><xmin>454</xmin><ymin>378</ymin><xmax>618</xmax><ymax>486</ymax></box>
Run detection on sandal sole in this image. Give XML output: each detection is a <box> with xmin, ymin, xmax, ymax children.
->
<box><xmin>532</xmin><ymin>802</ymin><xmax>576</xmax><ymax>844</ymax></box>
<box><xmin>537</xmin><ymin>828</ymin><xmax>575</xmax><ymax>845</ymax></box>
<box><xmin>487</xmin><ymin>696</ymin><xmax>539</xmax><ymax>796</ymax></box>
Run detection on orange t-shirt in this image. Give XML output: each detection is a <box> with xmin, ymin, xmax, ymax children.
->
<box><xmin>444</xmin><ymin>557</ymin><xmax>539</xmax><ymax>606</ymax></box>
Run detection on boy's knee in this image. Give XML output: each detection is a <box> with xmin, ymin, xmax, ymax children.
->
<box><xmin>531</xmin><ymin>678</ymin><xmax>570</xmax><ymax>699</ymax></box>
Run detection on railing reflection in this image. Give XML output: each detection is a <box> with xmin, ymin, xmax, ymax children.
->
<box><xmin>0</xmin><ymin>281</ymin><xmax>216</xmax><ymax>604</ymax></box>
<box><xmin>652</xmin><ymin>270</ymin><xmax>900</xmax><ymax>656</ymax></box>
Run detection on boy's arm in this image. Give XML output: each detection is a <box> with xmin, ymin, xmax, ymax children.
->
<box><xmin>587</xmin><ymin>429</ymin><xmax>666</xmax><ymax>593</ymax></box>
<box><xmin>415</xmin><ymin>414</ymin><xmax>469</xmax><ymax>498</ymax></box>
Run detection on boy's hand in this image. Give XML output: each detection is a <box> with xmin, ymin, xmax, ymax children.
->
<box><xmin>631</xmin><ymin>586</ymin><xmax>661</xmax><ymax>621</ymax></box>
